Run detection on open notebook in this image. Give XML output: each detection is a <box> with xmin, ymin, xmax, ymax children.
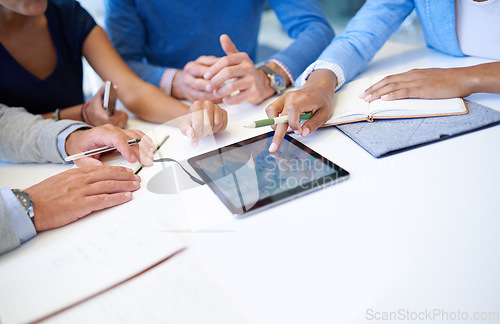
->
<box><xmin>324</xmin><ymin>75</ymin><xmax>468</xmax><ymax>126</ymax></box>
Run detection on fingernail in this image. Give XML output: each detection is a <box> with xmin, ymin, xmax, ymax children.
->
<box><xmin>134</xmin><ymin>175</ymin><xmax>141</xmax><ymax>181</ymax></box>
<box><xmin>133</xmin><ymin>181</ymin><xmax>140</xmax><ymax>187</ymax></box>
<box><xmin>359</xmin><ymin>91</ymin><xmax>366</xmax><ymax>99</ymax></box>
<box><xmin>191</xmin><ymin>141</ymin><xmax>198</xmax><ymax>149</ymax></box>
<box><xmin>381</xmin><ymin>95</ymin><xmax>389</xmax><ymax>100</ymax></box>
<box><xmin>124</xmin><ymin>192</ymin><xmax>132</xmax><ymax>198</ymax></box>
<box><xmin>204</xmin><ymin>72</ymin><xmax>211</xmax><ymax>79</ymax></box>
<box><xmin>187</xmin><ymin>128</ymin><xmax>194</xmax><ymax>138</ymax></box>
<box><xmin>294</xmin><ymin>130</ymin><xmax>301</xmax><ymax>135</ymax></box>
<box><xmin>205</xmin><ymin>84</ymin><xmax>212</xmax><ymax>91</ymax></box>
<box><xmin>364</xmin><ymin>94</ymin><xmax>372</xmax><ymax>102</ymax></box>
<box><xmin>269</xmin><ymin>143</ymin><xmax>277</xmax><ymax>152</ymax></box>
<box><xmin>302</xmin><ymin>127</ymin><xmax>310</xmax><ymax>136</ymax></box>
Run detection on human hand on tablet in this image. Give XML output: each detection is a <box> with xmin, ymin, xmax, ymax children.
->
<box><xmin>180</xmin><ymin>100</ymin><xmax>228</xmax><ymax>148</ymax></box>
<box><xmin>266</xmin><ymin>69</ymin><xmax>337</xmax><ymax>152</ymax></box>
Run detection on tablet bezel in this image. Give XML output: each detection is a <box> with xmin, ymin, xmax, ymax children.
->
<box><xmin>187</xmin><ymin>132</ymin><xmax>349</xmax><ymax>217</ymax></box>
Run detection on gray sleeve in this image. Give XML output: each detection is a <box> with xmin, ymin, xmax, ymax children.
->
<box><xmin>0</xmin><ymin>195</ymin><xmax>21</xmax><ymax>255</ymax></box>
<box><xmin>0</xmin><ymin>104</ymin><xmax>86</xmax><ymax>163</ymax></box>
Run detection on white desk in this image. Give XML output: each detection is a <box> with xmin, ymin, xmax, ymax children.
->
<box><xmin>1</xmin><ymin>42</ymin><xmax>500</xmax><ymax>324</ymax></box>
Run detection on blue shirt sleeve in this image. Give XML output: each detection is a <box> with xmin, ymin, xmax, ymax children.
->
<box><xmin>268</xmin><ymin>0</ymin><xmax>334</xmax><ymax>81</ymax></box>
<box><xmin>56</xmin><ymin>124</ymin><xmax>92</xmax><ymax>161</ymax></box>
<box><xmin>306</xmin><ymin>0</ymin><xmax>415</xmax><ymax>86</ymax></box>
<box><xmin>0</xmin><ymin>188</ymin><xmax>36</xmax><ymax>244</ymax></box>
<box><xmin>104</xmin><ymin>0</ymin><xmax>167</xmax><ymax>87</ymax></box>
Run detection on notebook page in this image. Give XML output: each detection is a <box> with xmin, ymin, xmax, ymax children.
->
<box><xmin>327</xmin><ymin>77</ymin><xmax>371</xmax><ymax>124</ymax></box>
<box><xmin>369</xmin><ymin>97</ymin><xmax>466</xmax><ymax>118</ymax></box>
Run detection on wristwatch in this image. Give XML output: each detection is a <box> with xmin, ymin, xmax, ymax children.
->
<box><xmin>12</xmin><ymin>189</ymin><xmax>35</xmax><ymax>224</ymax></box>
<box><xmin>259</xmin><ymin>66</ymin><xmax>286</xmax><ymax>95</ymax></box>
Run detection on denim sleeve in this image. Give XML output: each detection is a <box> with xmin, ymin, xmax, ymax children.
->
<box><xmin>309</xmin><ymin>0</ymin><xmax>415</xmax><ymax>86</ymax></box>
<box><xmin>268</xmin><ymin>0</ymin><xmax>334</xmax><ymax>81</ymax></box>
<box><xmin>104</xmin><ymin>0</ymin><xmax>166</xmax><ymax>87</ymax></box>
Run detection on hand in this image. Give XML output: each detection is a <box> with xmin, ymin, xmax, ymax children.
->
<box><xmin>360</xmin><ymin>68</ymin><xmax>475</xmax><ymax>102</ymax></box>
<box><xmin>180</xmin><ymin>100</ymin><xmax>228</xmax><ymax>148</ymax></box>
<box><xmin>204</xmin><ymin>34</ymin><xmax>275</xmax><ymax>105</ymax></box>
<box><xmin>266</xmin><ymin>70</ymin><xmax>337</xmax><ymax>152</ymax></box>
<box><xmin>85</xmin><ymin>82</ymin><xmax>129</xmax><ymax>127</ymax></box>
<box><xmin>172</xmin><ymin>56</ymin><xmax>222</xmax><ymax>103</ymax></box>
<box><xmin>65</xmin><ymin>124</ymin><xmax>155</xmax><ymax>167</ymax></box>
<box><xmin>24</xmin><ymin>166</ymin><xmax>141</xmax><ymax>231</ymax></box>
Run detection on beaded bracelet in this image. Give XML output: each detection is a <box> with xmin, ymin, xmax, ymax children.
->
<box><xmin>80</xmin><ymin>101</ymin><xmax>92</xmax><ymax>125</ymax></box>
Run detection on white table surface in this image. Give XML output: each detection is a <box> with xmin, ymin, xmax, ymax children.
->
<box><xmin>1</xmin><ymin>41</ymin><xmax>499</xmax><ymax>324</ymax></box>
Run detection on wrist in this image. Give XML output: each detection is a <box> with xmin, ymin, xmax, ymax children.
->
<box><xmin>80</xmin><ymin>101</ymin><xmax>91</xmax><ymax>125</ymax></box>
<box><xmin>258</xmin><ymin>68</ymin><xmax>277</xmax><ymax>100</ymax></box>
<box><xmin>171</xmin><ymin>70</ymin><xmax>186</xmax><ymax>99</ymax></box>
<box><xmin>64</xmin><ymin>129</ymin><xmax>86</xmax><ymax>156</ymax></box>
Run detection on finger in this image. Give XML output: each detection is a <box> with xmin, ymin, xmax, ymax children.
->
<box><xmin>85</xmin><ymin>192</ymin><xmax>134</xmax><ymax>214</ymax></box>
<box><xmin>214</xmin><ymin>77</ymin><xmax>250</xmax><ymax>98</ymax></box>
<box><xmin>86</xmin><ymin>178</ymin><xmax>141</xmax><ymax>196</ymax></box>
<box><xmin>83</xmin><ymin>165</ymin><xmax>139</xmax><ymax>184</ymax></box>
<box><xmin>220</xmin><ymin>34</ymin><xmax>239</xmax><ymax>55</ymax></box>
<box><xmin>269</xmin><ymin>123</ymin><xmax>289</xmax><ymax>153</ymax></box>
<box><xmin>137</xmin><ymin>140</ymin><xmax>154</xmax><ymax>166</ymax></box>
<box><xmin>108</xmin><ymin>110</ymin><xmax>129</xmax><ymax>128</ymax></box>
<box><xmin>366</xmin><ymin>81</ymin><xmax>415</xmax><ymax>102</ymax></box>
<box><xmin>184</xmin><ymin>62</ymin><xmax>212</xmax><ymax>79</ymax></box>
<box><xmin>206</xmin><ymin>57</ymin><xmax>251</xmax><ymax>91</ymax></box>
<box><xmin>203</xmin><ymin>53</ymin><xmax>246</xmax><ymax>81</ymax></box>
<box><xmin>300</xmin><ymin>108</ymin><xmax>332</xmax><ymax>137</ymax></box>
<box><xmin>285</xmin><ymin>104</ymin><xmax>303</xmax><ymax>132</ymax></box>
<box><xmin>222</xmin><ymin>88</ymin><xmax>254</xmax><ymax>105</ymax></box>
<box><xmin>201</xmin><ymin>101</ymin><xmax>215</xmax><ymax>138</ymax></box>
<box><xmin>188</xmin><ymin>101</ymin><xmax>204</xmax><ymax>148</ymax></box>
<box><xmin>74</xmin><ymin>157</ymin><xmax>104</xmax><ymax>168</ymax></box>
<box><xmin>195</xmin><ymin>55</ymin><xmax>220</xmax><ymax>66</ymax></box>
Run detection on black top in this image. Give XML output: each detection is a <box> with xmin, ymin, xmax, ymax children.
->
<box><xmin>0</xmin><ymin>0</ymin><xmax>96</xmax><ymax>114</ymax></box>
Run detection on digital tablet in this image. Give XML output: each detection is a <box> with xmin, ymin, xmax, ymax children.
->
<box><xmin>188</xmin><ymin>132</ymin><xmax>349</xmax><ymax>217</ymax></box>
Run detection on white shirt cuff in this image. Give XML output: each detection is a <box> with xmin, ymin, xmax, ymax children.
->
<box><xmin>298</xmin><ymin>60</ymin><xmax>346</xmax><ymax>91</ymax></box>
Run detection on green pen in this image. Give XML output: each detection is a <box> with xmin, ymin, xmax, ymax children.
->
<box><xmin>244</xmin><ymin>112</ymin><xmax>313</xmax><ymax>128</ymax></box>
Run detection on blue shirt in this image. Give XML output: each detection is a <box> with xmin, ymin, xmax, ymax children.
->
<box><xmin>0</xmin><ymin>0</ymin><xmax>96</xmax><ymax>114</ymax></box>
<box><xmin>299</xmin><ymin>0</ymin><xmax>464</xmax><ymax>89</ymax></box>
<box><xmin>104</xmin><ymin>0</ymin><xmax>334</xmax><ymax>85</ymax></box>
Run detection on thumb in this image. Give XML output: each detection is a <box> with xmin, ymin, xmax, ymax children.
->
<box><xmin>220</xmin><ymin>34</ymin><xmax>239</xmax><ymax>55</ymax></box>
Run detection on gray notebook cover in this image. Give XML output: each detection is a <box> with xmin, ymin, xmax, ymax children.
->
<box><xmin>335</xmin><ymin>100</ymin><xmax>500</xmax><ymax>158</ymax></box>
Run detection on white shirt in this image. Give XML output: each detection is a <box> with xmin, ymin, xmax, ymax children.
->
<box><xmin>455</xmin><ymin>0</ymin><xmax>500</xmax><ymax>60</ymax></box>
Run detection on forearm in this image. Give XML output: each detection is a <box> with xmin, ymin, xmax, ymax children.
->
<box><xmin>465</xmin><ymin>62</ymin><xmax>500</xmax><ymax>95</ymax></box>
<box><xmin>314</xmin><ymin>0</ymin><xmax>414</xmax><ymax>84</ymax></box>
<box><xmin>120</xmin><ymin>82</ymin><xmax>190</xmax><ymax>125</ymax></box>
<box><xmin>40</xmin><ymin>104</ymin><xmax>84</xmax><ymax>122</ymax></box>
<box><xmin>0</xmin><ymin>105</ymin><xmax>84</xmax><ymax>163</ymax></box>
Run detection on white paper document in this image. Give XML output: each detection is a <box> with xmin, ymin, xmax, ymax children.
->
<box><xmin>0</xmin><ymin>195</ymin><xmax>185</xmax><ymax>324</ymax></box>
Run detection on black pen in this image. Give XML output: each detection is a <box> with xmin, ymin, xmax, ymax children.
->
<box><xmin>64</xmin><ymin>138</ymin><xmax>141</xmax><ymax>162</ymax></box>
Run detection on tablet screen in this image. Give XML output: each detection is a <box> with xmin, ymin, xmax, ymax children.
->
<box><xmin>188</xmin><ymin>132</ymin><xmax>349</xmax><ymax>217</ymax></box>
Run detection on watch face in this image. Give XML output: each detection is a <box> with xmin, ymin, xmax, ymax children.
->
<box><xmin>272</xmin><ymin>73</ymin><xmax>286</xmax><ymax>90</ymax></box>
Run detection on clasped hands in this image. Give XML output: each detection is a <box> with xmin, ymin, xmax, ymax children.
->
<box><xmin>172</xmin><ymin>34</ymin><xmax>274</xmax><ymax>106</ymax></box>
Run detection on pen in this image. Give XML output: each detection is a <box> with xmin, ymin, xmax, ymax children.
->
<box><xmin>244</xmin><ymin>112</ymin><xmax>312</xmax><ymax>128</ymax></box>
<box><xmin>64</xmin><ymin>138</ymin><xmax>142</xmax><ymax>162</ymax></box>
